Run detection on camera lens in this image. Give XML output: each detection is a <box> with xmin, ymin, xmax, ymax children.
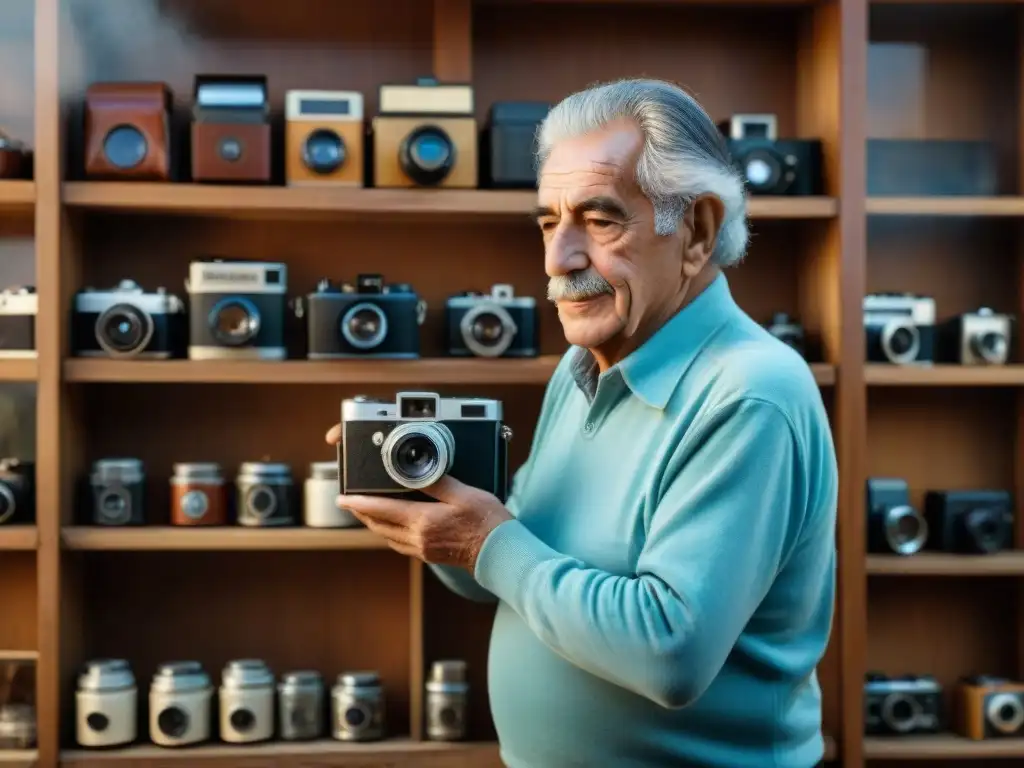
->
<box><xmin>381</xmin><ymin>422</ymin><xmax>455</xmax><ymax>490</ymax></box>
<box><xmin>340</xmin><ymin>302</ymin><xmax>388</xmax><ymax>351</ymax></box>
<box><xmin>889</xmin><ymin>328</ymin><xmax>914</xmax><ymax>356</ymax></box>
<box><xmin>209</xmin><ymin>297</ymin><xmax>261</xmax><ymax>347</ymax></box>
<box><xmin>218</xmin><ymin>137</ymin><xmax>243</xmax><ymax>162</ymax></box>
<box><xmin>229</xmin><ymin>708</ymin><xmax>256</xmax><ymax>733</ymax></box>
<box><xmin>86</xmin><ymin>712</ymin><xmax>109</xmax><ymax>732</ymax></box>
<box><xmin>987</xmin><ymin>693</ymin><xmax>1024</xmax><ymax>734</ymax></box>
<box><xmin>439</xmin><ymin>706</ymin><xmax>460</xmax><ymax>727</ymax></box>
<box><xmin>889</xmin><ymin>698</ymin><xmax>914</xmax><ymax>724</ymax></box>
<box><xmin>881</xmin><ymin>321</ymin><xmax>920</xmax><ymax>364</ymax></box>
<box><xmin>103</xmin><ymin>125</ymin><xmax>148</xmax><ymax>170</ymax></box>
<box><xmin>881</xmin><ymin>693</ymin><xmax>920</xmax><ymax>733</ymax></box>
<box><xmin>303</xmin><ymin>129</ymin><xmax>346</xmax><ymax>174</ymax></box>
<box><xmin>0</xmin><ymin>484</ymin><xmax>14</xmax><ymax>525</ymax></box>
<box><xmin>973</xmin><ymin>331</ymin><xmax>1008</xmax><ymax>364</ymax></box>
<box><xmin>460</xmin><ymin>304</ymin><xmax>516</xmax><ymax>358</ymax></box>
<box><xmin>472</xmin><ymin>314</ymin><xmax>505</xmax><ymax>346</ymax></box>
<box><xmin>157</xmin><ymin>706</ymin><xmax>190</xmax><ymax>739</ymax></box>
<box><xmin>394</xmin><ymin>436</ymin><xmax>437</xmax><ymax>481</ymax></box>
<box><xmin>883</xmin><ymin>504</ymin><xmax>928</xmax><ymax>556</ymax></box>
<box><xmin>246</xmin><ymin>485</ymin><xmax>277</xmax><ymax>520</ymax></box>
<box><xmin>964</xmin><ymin>507</ymin><xmax>1007</xmax><ymax>554</ymax></box>
<box><xmin>738</xmin><ymin>148</ymin><xmax>782</xmax><ymax>193</ymax></box>
<box><xmin>97</xmin><ymin>490</ymin><xmax>129</xmax><ymax>525</ymax></box>
<box><xmin>399</xmin><ymin>126</ymin><xmax>456</xmax><ymax>186</ymax></box>
<box><xmin>95</xmin><ymin>303</ymin><xmax>154</xmax><ymax>357</ymax></box>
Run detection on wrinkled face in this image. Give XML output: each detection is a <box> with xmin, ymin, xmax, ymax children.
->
<box><xmin>534</xmin><ymin>119</ymin><xmax>688</xmax><ymax>353</ymax></box>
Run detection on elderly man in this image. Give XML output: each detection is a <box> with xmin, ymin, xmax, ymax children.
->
<box><xmin>326</xmin><ymin>78</ymin><xmax>837</xmax><ymax>768</ymax></box>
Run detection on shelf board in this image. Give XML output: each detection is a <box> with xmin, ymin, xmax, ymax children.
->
<box><xmin>62</xmin><ymin>183</ymin><xmax>837</xmax><ymax>221</ymax></box>
<box><xmin>864</xmin><ymin>364</ymin><xmax>1024</xmax><ymax>387</ymax></box>
<box><xmin>867</xmin><ymin>552</ymin><xmax>1024</xmax><ymax>576</ymax></box>
<box><xmin>0</xmin><ymin>181</ymin><xmax>34</xmax><ymax>215</ymax></box>
<box><xmin>0</xmin><ymin>526</ymin><xmax>38</xmax><ymax>550</ymax></box>
<box><xmin>0</xmin><ymin>750</ymin><xmax>36</xmax><ymax>767</ymax></box>
<box><xmin>0</xmin><ymin>358</ymin><xmax>38</xmax><ymax>382</ymax></box>
<box><xmin>59</xmin><ymin>738</ymin><xmax>503</xmax><ymax>767</ymax></box>
<box><xmin>867</xmin><ymin>196</ymin><xmax>1024</xmax><ymax>217</ymax></box>
<box><xmin>864</xmin><ymin>733</ymin><xmax>1024</xmax><ymax>759</ymax></box>
<box><xmin>62</xmin><ymin>527</ymin><xmax>388</xmax><ymax>551</ymax></box>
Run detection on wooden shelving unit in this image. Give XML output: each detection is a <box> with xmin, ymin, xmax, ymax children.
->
<box><xmin>0</xmin><ymin>182</ymin><xmax>34</xmax><ymax>216</ymax></box>
<box><xmin>866</xmin><ymin>197</ymin><xmax>1024</xmax><ymax>217</ymax></box>
<box><xmin>863</xmin><ymin>734</ymin><xmax>1024</xmax><ymax>759</ymax></box>
<box><xmin>0</xmin><ymin>527</ymin><xmax>38</xmax><ymax>551</ymax></box>
<box><xmin>61</xmin><ymin>527</ymin><xmax>387</xmax><ymax>551</ymax></box>
<box><xmin>865</xmin><ymin>364</ymin><xmax>1024</xmax><ymax>387</ymax></box>
<box><xmin>867</xmin><ymin>553</ymin><xmax>1024</xmax><ymax>577</ymax></box>
<box><xmin>0</xmin><ymin>751</ymin><xmax>37</xmax><ymax>768</ymax></box>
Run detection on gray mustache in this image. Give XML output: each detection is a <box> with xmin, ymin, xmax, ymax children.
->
<box><xmin>547</xmin><ymin>271</ymin><xmax>615</xmax><ymax>303</ymax></box>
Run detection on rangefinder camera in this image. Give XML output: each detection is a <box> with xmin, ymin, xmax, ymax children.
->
<box><xmin>445</xmin><ymin>284</ymin><xmax>538</xmax><ymax>358</ymax></box>
<box><xmin>864</xmin><ymin>673</ymin><xmax>942</xmax><ymax>736</ymax></box>
<box><xmin>864</xmin><ymin>293</ymin><xmax>936</xmax><ymax>365</ymax></box>
<box><xmin>339</xmin><ymin>392</ymin><xmax>512</xmax><ymax>502</ymax></box>
<box><xmin>72</xmin><ymin>280</ymin><xmax>187</xmax><ymax>359</ymax></box>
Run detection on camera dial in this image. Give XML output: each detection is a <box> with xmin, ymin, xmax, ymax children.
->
<box><xmin>460</xmin><ymin>302</ymin><xmax>518</xmax><ymax>358</ymax></box>
<box><xmin>987</xmin><ymin>693</ymin><xmax>1024</xmax><ymax>734</ymax></box>
<box><xmin>881</xmin><ymin>319</ymin><xmax>920</xmax><ymax>364</ymax></box>
<box><xmin>399</xmin><ymin>125</ymin><xmax>456</xmax><ymax>186</ymax></box>
<box><xmin>102</xmin><ymin>124</ymin><xmax>148</xmax><ymax>170</ymax></box>
<box><xmin>303</xmin><ymin>128</ymin><xmax>346</xmax><ymax>175</ymax></box>
<box><xmin>95</xmin><ymin>302</ymin><xmax>155</xmax><ymax>357</ymax></box>
<box><xmin>209</xmin><ymin>297</ymin><xmax>261</xmax><ymax>347</ymax></box>
<box><xmin>341</xmin><ymin>302</ymin><xmax>388</xmax><ymax>350</ymax></box>
<box><xmin>382</xmin><ymin>422</ymin><xmax>455</xmax><ymax>489</ymax></box>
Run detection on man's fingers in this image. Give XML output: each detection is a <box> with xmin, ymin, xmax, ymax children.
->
<box><xmin>420</xmin><ymin>474</ymin><xmax>472</xmax><ymax>504</ymax></box>
<box><xmin>338</xmin><ymin>494</ymin><xmax>424</xmax><ymax>526</ymax></box>
<box><xmin>325</xmin><ymin>424</ymin><xmax>342</xmax><ymax>446</ymax></box>
<box><xmin>353</xmin><ymin>510</ymin><xmax>415</xmax><ymax>545</ymax></box>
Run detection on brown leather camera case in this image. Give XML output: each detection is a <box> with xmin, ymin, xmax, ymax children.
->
<box><xmin>372</xmin><ymin>117</ymin><xmax>477</xmax><ymax>189</ymax></box>
<box><xmin>191</xmin><ymin>123</ymin><xmax>272</xmax><ymax>183</ymax></box>
<box><xmin>84</xmin><ymin>82</ymin><xmax>173</xmax><ymax>180</ymax></box>
<box><xmin>170</xmin><ymin>466</ymin><xmax>229</xmax><ymax>526</ymax></box>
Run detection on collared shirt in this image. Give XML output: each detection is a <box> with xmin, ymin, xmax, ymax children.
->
<box><xmin>459</xmin><ymin>272</ymin><xmax>838</xmax><ymax>768</ymax></box>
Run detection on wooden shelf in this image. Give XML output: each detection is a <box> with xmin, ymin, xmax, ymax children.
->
<box><xmin>0</xmin><ymin>750</ymin><xmax>36</xmax><ymax>768</ymax></box>
<box><xmin>0</xmin><ymin>182</ymin><xmax>34</xmax><ymax>215</ymax></box>
<box><xmin>62</xmin><ymin>527</ymin><xmax>388</xmax><ymax>551</ymax></box>
<box><xmin>867</xmin><ymin>196</ymin><xmax>1024</xmax><ymax>217</ymax></box>
<box><xmin>867</xmin><ymin>552</ymin><xmax>1024</xmax><ymax>576</ymax></box>
<box><xmin>0</xmin><ymin>526</ymin><xmax>38</xmax><ymax>551</ymax></box>
<box><xmin>61</xmin><ymin>183</ymin><xmax>838</xmax><ymax>222</ymax></box>
<box><xmin>864</xmin><ymin>733</ymin><xmax>1024</xmax><ymax>759</ymax></box>
<box><xmin>865</xmin><ymin>365</ymin><xmax>1024</xmax><ymax>387</ymax></box>
<box><xmin>59</xmin><ymin>739</ymin><xmax>503</xmax><ymax>767</ymax></box>
<box><xmin>0</xmin><ymin>358</ymin><xmax>38</xmax><ymax>383</ymax></box>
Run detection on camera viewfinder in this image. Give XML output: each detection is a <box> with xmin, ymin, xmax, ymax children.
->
<box><xmin>399</xmin><ymin>394</ymin><xmax>437</xmax><ymax>419</ymax></box>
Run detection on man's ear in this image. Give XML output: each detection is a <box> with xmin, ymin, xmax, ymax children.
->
<box><xmin>682</xmin><ymin>194</ymin><xmax>725</xmax><ymax>278</ymax></box>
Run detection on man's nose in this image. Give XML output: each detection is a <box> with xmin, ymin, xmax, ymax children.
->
<box><xmin>545</xmin><ymin>224</ymin><xmax>590</xmax><ymax>277</ymax></box>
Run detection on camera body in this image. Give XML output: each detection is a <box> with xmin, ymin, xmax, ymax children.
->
<box><xmin>75</xmin><ymin>659</ymin><xmax>137</xmax><ymax>749</ymax></box>
<box><xmin>191</xmin><ymin>75</ymin><xmax>271</xmax><ymax>184</ymax></box>
<box><xmin>938</xmin><ymin>308</ymin><xmax>1013</xmax><ymax>366</ymax></box>
<box><xmin>372</xmin><ymin>78</ymin><xmax>477</xmax><ymax>189</ymax></box>
<box><xmin>864</xmin><ymin>673</ymin><xmax>943</xmax><ymax>736</ymax></box>
<box><xmin>285</xmin><ymin>90</ymin><xmax>365</xmax><ymax>187</ymax></box>
<box><xmin>956</xmin><ymin>676</ymin><xmax>1024</xmax><ymax>740</ymax></box>
<box><xmin>0</xmin><ymin>131</ymin><xmax>30</xmax><ymax>180</ymax></box>
<box><xmin>481</xmin><ymin>101</ymin><xmax>550</xmax><ymax>189</ymax></box>
<box><xmin>187</xmin><ymin>260</ymin><xmax>287</xmax><ymax>361</ymax></box>
<box><xmin>72</xmin><ymin>280</ymin><xmax>187</xmax><ymax>359</ymax></box>
<box><xmin>866</xmin><ymin>477</ymin><xmax>928</xmax><ymax>556</ymax></box>
<box><xmin>445</xmin><ymin>284</ymin><xmax>538</xmax><ymax>358</ymax></box>
<box><xmin>236</xmin><ymin>462</ymin><xmax>296</xmax><ymax>527</ymax></box>
<box><xmin>864</xmin><ymin>293</ymin><xmax>936</xmax><ymax>365</ymax></box>
<box><xmin>84</xmin><ymin>81</ymin><xmax>173</xmax><ymax>181</ymax></box>
<box><xmin>304</xmin><ymin>275</ymin><xmax>423</xmax><ymax>360</ymax></box>
<box><xmin>340</xmin><ymin>392</ymin><xmax>512</xmax><ymax>502</ymax></box>
<box><xmin>0</xmin><ymin>287</ymin><xmax>37</xmax><ymax>358</ymax></box>
<box><xmin>219</xmin><ymin>660</ymin><xmax>275</xmax><ymax>744</ymax></box>
<box><xmin>331</xmin><ymin>671</ymin><xmax>385</xmax><ymax>742</ymax></box>
<box><xmin>0</xmin><ymin>459</ymin><xmax>34</xmax><ymax>526</ymax></box>
<box><xmin>719</xmin><ymin>114</ymin><xmax>822</xmax><ymax>196</ymax></box>
<box><xmin>149</xmin><ymin>661</ymin><xmax>213</xmax><ymax>747</ymax></box>
<box><xmin>764</xmin><ymin>312</ymin><xmax>805</xmax><ymax>358</ymax></box>
<box><xmin>89</xmin><ymin>458</ymin><xmax>146</xmax><ymax>526</ymax></box>
<box><xmin>170</xmin><ymin>462</ymin><xmax>228</xmax><ymax>527</ymax></box>
<box><xmin>924</xmin><ymin>490</ymin><xmax>1013</xmax><ymax>555</ymax></box>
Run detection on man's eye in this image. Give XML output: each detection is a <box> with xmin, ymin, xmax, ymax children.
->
<box><xmin>539</xmin><ymin>220</ymin><xmax>557</xmax><ymax>232</ymax></box>
<box><xmin>587</xmin><ymin>218</ymin><xmax>614</xmax><ymax>229</ymax></box>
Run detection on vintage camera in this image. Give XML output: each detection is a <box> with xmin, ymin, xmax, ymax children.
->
<box><xmin>924</xmin><ymin>489</ymin><xmax>1013</xmax><ymax>555</ymax></box>
<box><xmin>372</xmin><ymin>78</ymin><xmax>477</xmax><ymax>188</ymax></box>
<box><xmin>191</xmin><ymin>75</ymin><xmax>271</xmax><ymax>184</ymax></box>
<box><xmin>425</xmin><ymin>660</ymin><xmax>469</xmax><ymax>742</ymax></box>
<box><xmin>89</xmin><ymin>458</ymin><xmax>146</xmax><ymax>526</ymax></box>
<box><xmin>445</xmin><ymin>284</ymin><xmax>538</xmax><ymax>358</ymax></box>
<box><xmin>0</xmin><ymin>130</ymin><xmax>30</xmax><ymax>180</ymax></box>
<box><xmin>864</xmin><ymin>293</ymin><xmax>936</xmax><ymax>365</ymax></box>
<box><xmin>84</xmin><ymin>82</ymin><xmax>173</xmax><ymax>180</ymax></box>
<box><xmin>149</xmin><ymin>661</ymin><xmax>213</xmax><ymax>748</ymax></box>
<box><xmin>955</xmin><ymin>676</ymin><xmax>1024</xmax><ymax>740</ymax></box>
<box><xmin>340</xmin><ymin>392</ymin><xmax>512</xmax><ymax>502</ymax></box>
<box><xmin>938</xmin><ymin>308</ymin><xmax>1013</xmax><ymax>366</ymax></box>
<box><xmin>170</xmin><ymin>462</ymin><xmax>228</xmax><ymax>527</ymax></box>
<box><xmin>72</xmin><ymin>280</ymin><xmax>186</xmax><ymax>359</ymax></box>
<box><xmin>481</xmin><ymin>101</ymin><xmax>550</xmax><ymax>189</ymax></box>
<box><xmin>718</xmin><ymin>114</ymin><xmax>822</xmax><ymax>196</ymax></box>
<box><xmin>331</xmin><ymin>671</ymin><xmax>385</xmax><ymax>742</ymax></box>
<box><xmin>764</xmin><ymin>312</ymin><xmax>805</xmax><ymax>358</ymax></box>
<box><xmin>279</xmin><ymin>671</ymin><xmax>325</xmax><ymax>741</ymax></box>
<box><xmin>219</xmin><ymin>660</ymin><xmax>275</xmax><ymax>744</ymax></box>
<box><xmin>303</xmin><ymin>275</ymin><xmax>424</xmax><ymax>359</ymax></box>
<box><xmin>186</xmin><ymin>260</ymin><xmax>287</xmax><ymax>361</ymax></box>
<box><xmin>285</xmin><ymin>90</ymin><xmax>365</xmax><ymax>187</ymax></box>
<box><xmin>236</xmin><ymin>462</ymin><xmax>296</xmax><ymax>527</ymax></box>
<box><xmin>0</xmin><ymin>459</ymin><xmax>34</xmax><ymax>526</ymax></box>
<box><xmin>866</xmin><ymin>477</ymin><xmax>928</xmax><ymax>556</ymax></box>
<box><xmin>864</xmin><ymin>673</ymin><xmax>943</xmax><ymax>736</ymax></box>
<box><xmin>75</xmin><ymin>659</ymin><xmax>137</xmax><ymax>749</ymax></box>
<box><xmin>0</xmin><ymin>287</ymin><xmax>37</xmax><ymax>359</ymax></box>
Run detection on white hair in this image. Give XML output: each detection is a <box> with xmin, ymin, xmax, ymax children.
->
<box><xmin>536</xmin><ymin>79</ymin><xmax>749</xmax><ymax>267</ymax></box>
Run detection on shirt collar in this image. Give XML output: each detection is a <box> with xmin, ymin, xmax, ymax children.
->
<box><xmin>570</xmin><ymin>272</ymin><xmax>739</xmax><ymax>410</ymax></box>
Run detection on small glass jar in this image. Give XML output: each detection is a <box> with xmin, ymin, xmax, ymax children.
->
<box><xmin>278</xmin><ymin>670</ymin><xmax>324</xmax><ymax>741</ymax></box>
<box><xmin>0</xmin><ymin>703</ymin><xmax>36</xmax><ymax>749</ymax></box>
<box><xmin>425</xmin><ymin>660</ymin><xmax>469</xmax><ymax>741</ymax></box>
<box><xmin>331</xmin><ymin>671</ymin><xmax>385</xmax><ymax>742</ymax></box>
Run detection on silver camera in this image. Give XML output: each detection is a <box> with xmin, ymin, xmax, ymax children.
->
<box><xmin>76</xmin><ymin>659</ymin><xmax>137</xmax><ymax>749</ymax></box>
<box><xmin>219</xmin><ymin>659</ymin><xmax>275</xmax><ymax>744</ymax></box>
<box><xmin>425</xmin><ymin>660</ymin><xmax>469</xmax><ymax>742</ymax></box>
<box><xmin>72</xmin><ymin>280</ymin><xmax>186</xmax><ymax>359</ymax></box>
<box><xmin>331</xmin><ymin>671</ymin><xmax>385</xmax><ymax>742</ymax></box>
<box><xmin>0</xmin><ymin>286</ymin><xmax>37</xmax><ymax>359</ymax></box>
<box><xmin>278</xmin><ymin>670</ymin><xmax>325</xmax><ymax>741</ymax></box>
<box><xmin>939</xmin><ymin>307</ymin><xmax>1013</xmax><ymax>366</ymax></box>
<box><xmin>864</xmin><ymin>293</ymin><xmax>936</xmax><ymax>365</ymax></box>
<box><xmin>444</xmin><ymin>284</ymin><xmax>538</xmax><ymax>358</ymax></box>
<box><xmin>89</xmin><ymin>458</ymin><xmax>146</xmax><ymax>526</ymax></box>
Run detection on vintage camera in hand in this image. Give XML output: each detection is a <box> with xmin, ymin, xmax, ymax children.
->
<box><xmin>89</xmin><ymin>458</ymin><xmax>145</xmax><ymax>526</ymax></box>
<box><xmin>186</xmin><ymin>260</ymin><xmax>287</xmax><ymax>361</ymax></box>
<box><xmin>72</xmin><ymin>280</ymin><xmax>186</xmax><ymax>359</ymax></box>
<box><xmin>285</xmin><ymin>90</ymin><xmax>365</xmax><ymax>187</ymax></box>
<box><xmin>340</xmin><ymin>392</ymin><xmax>512</xmax><ymax>502</ymax></box>
<box><xmin>764</xmin><ymin>312</ymin><xmax>805</xmax><ymax>358</ymax></box>
<box><xmin>864</xmin><ymin>673</ymin><xmax>942</xmax><ymax>736</ymax></box>
<box><xmin>0</xmin><ymin>130</ymin><xmax>31</xmax><ymax>180</ymax></box>
<box><xmin>445</xmin><ymin>284</ymin><xmax>538</xmax><ymax>359</ymax></box>
<box><xmin>864</xmin><ymin>293</ymin><xmax>936</xmax><ymax>365</ymax></box>
<box><xmin>303</xmin><ymin>274</ymin><xmax>424</xmax><ymax>359</ymax></box>
<box><xmin>372</xmin><ymin>78</ymin><xmax>477</xmax><ymax>189</ymax></box>
<box><xmin>938</xmin><ymin>307</ymin><xmax>1013</xmax><ymax>366</ymax></box>
<box><xmin>236</xmin><ymin>462</ymin><xmax>296</xmax><ymax>527</ymax></box>
<box><xmin>866</xmin><ymin>477</ymin><xmax>928</xmax><ymax>556</ymax></box>
<box><xmin>481</xmin><ymin>101</ymin><xmax>550</xmax><ymax>189</ymax></box>
<box><xmin>191</xmin><ymin>75</ymin><xmax>271</xmax><ymax>184</ymax></box>
<box><xmin>956</xmin><ymin>676</ymin><xmax>1024</xmax><ymax>740</ymax></box>
<box><xmin>0</xmin><ymin>287</ymin><xmax>37</xmax><ymax>359</ymax></box>
<box><xmin>924</xmin><ymin>489</ymin><xmax>1013</xmax><ymax>555</ymax></box>
<box><xmin>84</xmin><ymin>82</ymin><xmax>173</xmax><ymax>180</ymax></box>
<box><xmin>0</xmin><ymin>459</ymin><xmax>34</xmax><ymax>526</ymax></box>
<box><xmin>718</xmin><ymin>114</ymin><xmax>822</xmax><ymax>196</ymax></box>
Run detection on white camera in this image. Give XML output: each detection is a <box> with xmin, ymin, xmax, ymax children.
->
<box><xmin>304</xmin><ymin>461</ymin><xmax>361</xmax><ymax>528</ymax></box>
<box><xmin>219</xmin><ymin>659</ymin><xmax>275</xmax><ymax>744</ymax></box>
<box><xmin>75</xmin><ymin>659</ymin><xmax>137</xmax><ymax>748</ymax></box>
<box><xmin>149</xmin><ymin>661</ymin><xmax>213</xmax><ymax>747</ymax></box>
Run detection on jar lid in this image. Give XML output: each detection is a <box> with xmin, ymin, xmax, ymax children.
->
<box><xmin>337</xmin><ymin>670</ymin><xmax>380</xmax><ymax>688</ymax></box>
<box><xmin>221</xmin><ymin>659</ymin><xmax>274</xmax><ymax>688</ymax></box>
<box><xmin>280</xmin><ymin>670</ymin><xmax>323</xmax><ymax>688</ymax></box>
<box><xmin>429</xmin><ymin>660</ymin><xmax>467</xmax><ymax>684</ymax></box>
<box><xmin>238</xmin><ymin>461</ymin><xmax>292</xmax><ymax>478</ymax></box>
<box><xmin>151</xmin><ymin>661</ymin><xmax>210</xmax><ymax>693</ymax></box>
<box><xmin>309</xmin><ymin>461</ymin><xmax>339</xmax><ymax>480</ymax></box>
<box><xmin>79</xmin><ymin>658</ymin><xmax>135</xmax><ymax>692</ymax></box>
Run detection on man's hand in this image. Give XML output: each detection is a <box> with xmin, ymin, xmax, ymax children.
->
<box><xmin>325</xmin><ymin>424</ymin><xmax>514</xmax><ymax>572</ymax></box>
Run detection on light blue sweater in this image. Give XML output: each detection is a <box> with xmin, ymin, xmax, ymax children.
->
<box><xmin>432</xmin><ymin>273</ymin><xmax>838</xmax><ymax>768</ymax></box>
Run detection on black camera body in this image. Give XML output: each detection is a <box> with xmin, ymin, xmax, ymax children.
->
<box><xmin>764</xmin><ymin>312</ymin><xmax>805</xmax><ymax>358</ymax></box>
<box><xmin>0</xmin><ymin>287</ymin><xmax>37</xmax><ymax>359</ymax></box>
<box><xmin>938</xmin><ymin>308</ymin><xmax>1014</xmax><ymax>366</ymax></box>
<box><xmin>864</xmin><ymin>293</ymin><xmax>936</xmax><ymax>365</ymax></box>
<box><xmin>72</xmin><ymin>280</ymin><xmax>187</xmax><ymax>359</ymax></box>
<box><xmin>304</xmin><ymin>275</ymin><xmax>424</xmax><ymax>360</ymax></box>
<box><xmin>481</xmin><ymin>101</ymin><xmax>550</xmax><ymax>189</ymax></box>
<box><xmin>718</xmin><ymin>114</ymin><xmax>822</xmax><ymax>196</ymax></box>
<box><xmin>864</xmin><ymin>673</ymin><xmax>943</xmax><ymax>736</ymax></box>
<box><xmin>445</xmin><ymin>284</ymin><xmax>538</xmax><ymax>358</ymax></box>
<box><xmin>340</xmin><ymin>392</ymin><xmax>512</xmax><ymax>503</ymax></box>
<box><xmin>89</xmin><ymin>458</ymin><xmax>146</xmax><ymax>526</ymax></box>
<box><xmin>924</xmin><ymin>489</ymin><xmax>1013</xmax><ymax>555</ymax></box>
<box><xmin>866</xmin><ymin>477</ymin><xmax>928</xmax><ymax>556</ymax></box>
<box><xmin>0</xmin><ymin>458</ymin><xmax>35</xmax><ymax>526</ymax></box>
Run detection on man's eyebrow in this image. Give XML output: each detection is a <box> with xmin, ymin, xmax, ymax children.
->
<box><xmin>530</xmin><ymin>196</ymin><xmax>629</xmax><ymax>223</ymax></box>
